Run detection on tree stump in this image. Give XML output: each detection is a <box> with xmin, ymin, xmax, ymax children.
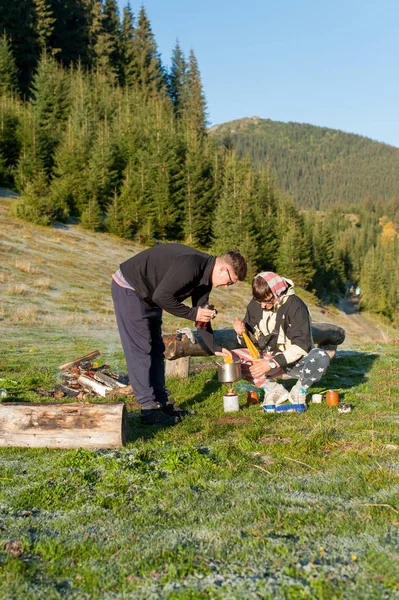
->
<box><xmin>165</xmin><ymin>357</ymin><xmax>190</xmax><ymax>378</ymax></box>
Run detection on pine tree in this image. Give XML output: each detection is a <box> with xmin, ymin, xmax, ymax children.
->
<box><xmin>107</xmin><ymin>158</ymin><xmax>145</xmax><ymax>239</ymax></box>
<box><xmin>0</xmin><ymin>0</ymin><xmax>40</xmax><ymax>94</ymax></box>
<box><xmin>15</xmin><ymin>102</ymin><xmax>43</xmax><ymax>191</ymax></box>
<box><xmin>0</xmin><ymin>95</ymin><xmax>21</xmax><ymax>187</ymax></box>
<box><xmin>30</xmin><ymin>51</ymin><xmax>70</xmax><ymax>174</ymax></box>
<box><xmin>85</xmin><ymin>119</ymin><xmax>119</xmax><ymax>212</ymax></box>
<box><xmin>14</xmin><ymin>168</ymin><xmax>68</xmax><ymax>225</ymax></box>
<box><xmin>33</xmin><ymin>0</ymin><xmax>55</xmax><ymax>50</ymax></box>
<box><xmin>183</xmin><ymin>49</ymin><xmax>208</xmax><ymax>138</ymax></box>
<box><xmin>105</xmin><ymin>190</ymin><xmax>129</xmax><ymax>237</ymax></box>
<box><xmin>49</xmin><ymin>0</ymin><xmax>91</xmax><ymax>67</ymax></box>
<box><xmin>80</xmin><ymin>197</ymin><xmax>102</xmax><ymax>230</ymax></box>
<box><xmin>120</xmin><ymin>3</ymin><xmax>135</xmax><ymax>86</ymax></box>
<box><xmin>102</xmin><ymin>0</ymin><xmax>122</xmax><ymax>79</ymax></box>
<box><xmin>184</xmin><ymin>139</ymin><xmax>213</xmax><ymax>247</ymax></box>
<box><xmin>275</xmin><ymin>211</ymin><xmax>315</xmax><ymax>288</ymax></box>
<box><xmin>168</xmin><ymin>40</ymin><xmax>187</xmax><ymax>117</ymax></box>
<box><xmin>252</xmin><ymin>167</ymin><xmax>281</xmax><ymax>270</ymax></box>
<box><xmin>0</xmin><ymin>34</ymin><xmax>18</xmax><ymax>94</ymax></box>
<box><xmin>48</xmin><ymin>63</ymin><xmax>95</xmax><ymax>216</ymax></box>
<box><xmin>212</xmin><ymin>149</ymin><xmax>258</xmax><ymax>274</ymax></box>
<box><xmin>126</xmin><ymin>6</ymin><xmax>165</xmax><ymax>95</ymax></box>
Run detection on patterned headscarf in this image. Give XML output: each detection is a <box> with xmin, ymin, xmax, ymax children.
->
<box><xmin>256</xmin><ymin>271</ymin><xmax>290</xmax><ymax>301</ymax></box>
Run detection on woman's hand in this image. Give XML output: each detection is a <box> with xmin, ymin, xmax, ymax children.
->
<box><xmin>233</xmin><ymin>317</ymin><xmax>246</xmax><ymax>335</ymax></box>
<box><xmin>249</xmin><ymin>358</ymin><xmax>272</xmax><ymax>378</ymax></box>
<box><xmin>215</xmin><ymin>348</ymin><xmax>233</xmax><ymax>360</ymax></box>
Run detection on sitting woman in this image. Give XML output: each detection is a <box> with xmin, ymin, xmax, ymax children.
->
<box><xmin>224</xmin><ymin>271</ymin><xmax>330</xmax><ymax>407</ymax></box>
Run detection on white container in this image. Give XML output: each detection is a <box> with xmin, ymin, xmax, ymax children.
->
<box><xmin>223</xmin><ymin>394</ymin><xmax>240</xmax><ymax>412</ymax></box>
<box><xmin>312</xmin><ymin>393</ymin><xmax>323</xmax><ymax>404</ymax></box>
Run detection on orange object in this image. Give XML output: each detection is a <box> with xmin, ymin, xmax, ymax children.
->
<box><xmin>224</xmin><ymin>355</ymin><xmax>233</xmax><ymax>364</ymax></box>
<box><xmin>326</xmin><ymin>390</ymin><xmax>339</xmax><ymax>406</ymax></box>
<box><xmin>246</xmin><ymin>390</ymin><xmax>259</xmax><ymax>405</ymax></box>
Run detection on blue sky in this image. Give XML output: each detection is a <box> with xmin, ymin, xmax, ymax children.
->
<box><xmin>117</xmin><ymin>0</ymin><xmax>399</xmax><ymax>148</ymax></box>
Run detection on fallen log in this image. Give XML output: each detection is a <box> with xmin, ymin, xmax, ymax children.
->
<box><xmin>0</xmin><ymin>402</ymin><xmax>128</xmax><ymax>449</ymax></box>
<box><xmin>164</xmin><ymin>323</ymin><xmax>345</xmax><ymax>361</ymax></box>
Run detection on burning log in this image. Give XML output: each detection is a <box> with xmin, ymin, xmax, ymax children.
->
<box><xmin>58</xmin><ymin>350</ymin><xmax>101</xmax><ymax>371</ymax></box>
<box><xmin>0</xmin><ymin>402</ymin><xmax>128</xmax><ymax>449</ymax></box>
<box><xmin>163</xmin><ymin>323</ymin><xmax>345</xmax><ymax>361</ymax></box>
<box><xmin>77</xmin><ymin>375</ymin><xmax>112</xmax><ymax>397</ymax></box>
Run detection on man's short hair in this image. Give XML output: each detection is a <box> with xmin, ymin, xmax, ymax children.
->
<box><xmin>219</xmin><ymin>251</ymin><xmax>247</xmax><ymax>281</ymax></box>
<box><xmin>252</xmin><ymin>275</ymin><xmax>271</xmax><ymax>301</ymax></box>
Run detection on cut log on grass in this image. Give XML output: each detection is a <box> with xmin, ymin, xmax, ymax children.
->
<box><xmin>0</xmin><ymin>402</ymin><xmax>128</xmax><ymax>449</ymax></box>
<box><xmin>164</xmin><ymin>323</ymin><xmax>345</xmax><ymax>360</ymax></box>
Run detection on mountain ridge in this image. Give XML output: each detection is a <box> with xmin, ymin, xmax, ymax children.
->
<box><xmin>209</xmin><ymin>117</ymin><xmax>399</xmax><ymax>209</ymax></box>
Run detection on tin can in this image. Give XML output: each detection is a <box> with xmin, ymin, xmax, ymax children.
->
<box><xmin>246</xmin><ymin>390</ymin><xmax>259</xmax><ymax>405</ymax></box>
<box><xmin>326</xmin><ymin>390</ymin><xmax>339</xmax><ymax>406</ymax></box>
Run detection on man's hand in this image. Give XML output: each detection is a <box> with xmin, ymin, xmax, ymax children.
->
<box><xmin>249</xmin><ymin>358</ymin><xmax>274</xmax><ymax>378</ymax></box>
<box><xmin>196</xmin><ymin>306</ymin><xmax>217</xmax><ymax>323</ymax></box>
<box><xmin>233</xmin><ymin>317</ymin><xmax>245</xmax><ymax>335</ymax></box>
<box><xmin>215</xmin><ymin>348</ymin><xmax>233</xmax><ymax>360</ymax></box>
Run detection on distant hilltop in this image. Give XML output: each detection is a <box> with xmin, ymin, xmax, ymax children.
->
<box><xmin>209</xmin><ymin>117</ymin><xmax>399</xmax><ymax>209</ymax></box>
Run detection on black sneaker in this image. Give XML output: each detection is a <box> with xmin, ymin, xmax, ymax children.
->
<box><xmin>161</xmin><ymin>403</ymin><xmax>196</xmax><ymax>418</ymax></box>
<box><xmin>140</xmin><ymin>408</ymin><xmax>181</xmax><ymax>426</ymax></box>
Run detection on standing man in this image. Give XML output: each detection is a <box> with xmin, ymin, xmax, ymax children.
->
<box><xmin>112</xmin><ymin>243</ymin><xmax>247</xmax><ymax>425</ymax></box>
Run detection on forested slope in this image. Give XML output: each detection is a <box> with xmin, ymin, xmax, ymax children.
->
<box><xmin>1</xmin><ymin>1</ymin><xmax>398</xmax><ymax>324</ymax></box>
<box><xmin>210</xmin><ymin>117</ymin><xmax>399</xmax><ymax>211</ymax></box>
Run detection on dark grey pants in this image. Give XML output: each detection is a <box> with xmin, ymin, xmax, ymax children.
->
<box><xmin>285</xmin><ymin>348</ymin><xmax>330</xmax><ymax>389</ymax></box>
<box><xmin>112</xmin><ymin>281</ymin><xmax>168</xmax><ymax>408</ymax></box>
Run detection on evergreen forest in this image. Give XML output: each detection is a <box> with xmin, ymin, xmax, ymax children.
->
<box><xmin>1</xmin><ymin>0</ymin><xmax>398</xmax><ymax>325</ymax></box>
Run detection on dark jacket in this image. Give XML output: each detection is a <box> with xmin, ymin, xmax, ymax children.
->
<box><xmin>120</xmin><ymin>243</ymin><xmax>221</xmax><ymax>352</ymax></box>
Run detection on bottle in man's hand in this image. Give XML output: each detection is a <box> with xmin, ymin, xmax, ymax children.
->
<box><xmin>195</xmin><ymin>303</ymin><xmax>217</xmax><ymax>329</ymax></box>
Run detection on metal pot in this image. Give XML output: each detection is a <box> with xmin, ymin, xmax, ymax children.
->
<box><xmin>216</xmin><ymin>360</ymin><xmax>242</xmax><ymax>383</ymax></box>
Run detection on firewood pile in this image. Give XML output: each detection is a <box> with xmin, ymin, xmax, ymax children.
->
<box><xmin>48</xmin><ymin>350</ymin><xmax>133</xmax><ymax>400</ymax></box>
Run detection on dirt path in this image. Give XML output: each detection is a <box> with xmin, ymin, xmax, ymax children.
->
<box><xmin>337</xmin><ymin>296</ymin><xmax>389</xmax><ymax>345</ymax></box>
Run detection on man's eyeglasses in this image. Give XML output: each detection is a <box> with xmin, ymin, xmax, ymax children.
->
<box><xmin>226</xmin><ymin>269</ymin><xmax>234</xmax><ymax>286</ymax></box>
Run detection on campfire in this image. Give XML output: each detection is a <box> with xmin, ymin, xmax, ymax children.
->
<box><xmin>50</xmin><ymin>351</ymin><xmax>133</xmax><ymax>400</ymax></box>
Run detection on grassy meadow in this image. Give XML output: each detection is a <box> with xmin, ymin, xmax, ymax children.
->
<box><xmin>1</xmin><ymin>190</ymin><xmax>399</xmax><ymax>599</ymax></box>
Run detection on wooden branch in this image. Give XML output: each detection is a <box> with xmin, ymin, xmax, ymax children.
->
<box><xmin>93</xmin><ymin>371</ymin><xmax>126</xmax><ymax>389</ymax></box>
<box><xmin>163</xmin><ymin>323</ymin><xmax>345</xmax><ymax>360</ymax></box>
<box><xmin>78</xmin><ymin>375</ymin><xmax>112</xmax><ymax>397</ymax></box>
<box><xmin>0</xmin><ymin>402</ymin><xmax>128</xmax><ymax>449</ymax></box>
<box><xmin>58</xmin><ymin>350</ymin><xmax>101</xmax><ymax>371</ymax></box>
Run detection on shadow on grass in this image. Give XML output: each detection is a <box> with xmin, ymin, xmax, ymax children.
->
<box><xmin>179</xmin><ymin>350</ymin><xmax>380</xmax><ymax>410</ymax></box>
<box><xmin>127</xmin><ymin>414</ymin><xmax>179</xmax><ymax>443</ymax></box>
<box><xmin>311</xmin><ymin>350</ymin><xmax>379</xmax><ymax>393</ymax></box>
<box><xmin>180</xmin><ymin>371</ymin><xmax>220</xmax><ymax>410</ymax></box>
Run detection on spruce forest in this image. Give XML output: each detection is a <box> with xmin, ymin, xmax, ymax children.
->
<box><xmin>0</xmin><ymin>0</ymin><xmax>398</xmax><ymax>325</ymax></box>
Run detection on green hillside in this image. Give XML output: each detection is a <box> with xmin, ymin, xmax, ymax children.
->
<box><xmin>210</xmin><ymin>117</ymin><xmax>399</xmax><ymax>210</ymax></box>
